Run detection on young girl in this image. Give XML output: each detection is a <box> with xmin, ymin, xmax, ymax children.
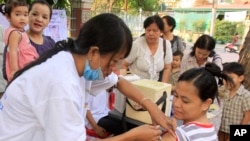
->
<box><xmin>0</xmin><ymin>0</ymin><xmax>38</xmax><ymax>81</ymax></box>
<box><xmin>163</xmin><ymin>63</ymin><xmax>234</xmax><ymax>141</ymax></box>
<box><xmin>218</xmin><ymin>62</ymin><xmax>250</xmax><ymax>141</ymax></box>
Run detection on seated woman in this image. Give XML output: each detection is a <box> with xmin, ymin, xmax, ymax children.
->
<box><xmin>162</xmin><ymin>63</ymin><xmax>234</xmax><ymax>141</ymax></box>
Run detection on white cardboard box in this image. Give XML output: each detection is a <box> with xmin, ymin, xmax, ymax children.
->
<box><xmin>126</xmin><ymin>79</ymin><xmax>172</xmax><ymax>124</ymax></box>
<box><xmin>114</xmin><ymin>74</ymin><xmax>140</xmax><ymax>113</ymax></box>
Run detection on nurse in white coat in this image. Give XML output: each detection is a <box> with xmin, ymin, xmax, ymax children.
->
<box><xmin>0</xmin><ymin>13</ymin><xmax>176</xmax><ymax>141</ymax></box>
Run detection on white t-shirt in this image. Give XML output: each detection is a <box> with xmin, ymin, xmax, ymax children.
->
<box><xmin>0</xmin><ymin>51</ymin><xmax>87</xmax><ymax>141</ymax></box>
<box><xmin>125</xmin><ymin>37</ymin><xmax>172</xmax><ymax>80</ymax></box>
<box><xmin>85</xmin><ymin>90</ymin><xmax>110</xmax><ymax>129</ymax></box>
<box><xmin>85</xmin><ymin>73</ymin><xmax>118</xmax><ymax>129</ymax></box>
<box><xmin>85</xmin><ymin>72</ymin><xmax>118</xmax><ymax>96</ymax></box>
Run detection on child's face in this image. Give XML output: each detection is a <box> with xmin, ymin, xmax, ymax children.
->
<box><xmin>8</xmin><ymin>6</ymin><xmax>28</xmax><ymax>29</ymax></box>
<box><xmin>171</xmin><ymin>55</ymin><xmax>182</xmax><ymax>68</ymax></box>
<box><xmin>223</xmin><ymin>72</ymin><xmax>244</xmax><ymax>90</ymax></box>
<box><xmin>173</xmin><ymin>81</ymin><xmax>211</xmax><ymax>123</ymax></box>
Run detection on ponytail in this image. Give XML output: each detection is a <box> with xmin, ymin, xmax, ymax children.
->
<box><xmin>204</xmin><ymin>63</ymin><xmax>234</xmax><ymax>88</ymax></box>
<box><xmin>0</xmin><ymin>4</ymin><xmax>6</xmax><ymax>15</ymax></box>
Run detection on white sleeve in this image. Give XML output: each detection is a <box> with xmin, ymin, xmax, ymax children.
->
<box><xmin>164</xmin><ymin>40</ymin><xmax>173</xmax><ymax>64</ymax></box>
<box><xmin>90</xmin><ymin>72</ymin><xmax>118</xmax><ymax>95</ymax></box>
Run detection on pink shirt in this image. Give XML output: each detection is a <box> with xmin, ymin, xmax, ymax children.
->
<box><xmin>4</xmin><ymin>27</ymin><xmax>38</xmax><ymax>81</ymax></box>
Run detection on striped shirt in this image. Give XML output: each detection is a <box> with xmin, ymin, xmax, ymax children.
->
<box><xmin>220</xmin><ymin>85</ymin><xmax>250</xmax><ymax>133</ymax></box>
<box><xmin>176</xmin><ymin>122</ymin><xmax>218</xmax><ymax>141</ymax></box>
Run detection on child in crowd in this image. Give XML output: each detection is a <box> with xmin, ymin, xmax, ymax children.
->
<box><xmin>168</xmin><ymin>51</ymin><xmax>183</xmax><ymax>91</ymax></box>
<box><xmin>85</xmin><ymin>73</ymin><xmax>125</xmax><ymax>139</ymax></box>
<box><xmin>86</xmin><ymin>89</ymin><xmax>126</xmax><ymax>138</ymax></box>
<box><xmin>218</xmin><ymin>62</ymin><xmax>250</xmax><ymax>141</ymax></box>
<box><xmin>163</xmin><ymin>63</ymin><xmax>234</xmax><ymax>141</ymax></box>
<box><xmin>0</xmin><ymin>0</ymin><xmax>38</xmax><ymax>81</ymax></box>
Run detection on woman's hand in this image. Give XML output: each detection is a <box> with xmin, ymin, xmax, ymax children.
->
<box><xmin>99</xmin><ymin>124</ymin><xmax>162</xmax><ymax>141</ymax></box>
<box><xmin>143</xmin><ymin>100</ymin><xmax>177</xmax><ymax>137</ymax></box>
<box><xmin>130</xmin><ymin>124</ymin><xmax>162</xmax><ymax>141</ymax></box>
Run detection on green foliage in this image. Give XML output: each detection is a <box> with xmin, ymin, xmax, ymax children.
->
<box><xmin>179</xmin><ymin>19</ymin><xmax>186</xmax><ymax>32</ymax></box>
<box><xmin>214</xmin><ymin>20</ymin><xmax>243</xmax><ymax>43</ymax></box>
<box><xmin>53</xmin><ymin>0</ymin><xmax>71</xmax><ymax>16</ymax></box>
<box><xmin>137</xmin><ymin>0</ymin><xmax>160</xmax><ymax>11</ymax></box>
<box><xmin>106</xmin><ymin>0</ymin><xmax>160</xmax><ymax>14</ymax></box>
<box><xmin>192</xmin><ymin>19</ymin><xmax>206</xmax><ymax>33</ymax></box>
<box><xmin>46</xmin><ymin>0</ymin><xmax>55</xmax><ymax>5</ymax></box>
<box><xmin>236</xmin><ymin>22</ymin><xmax>244</xmax><ymax>37</ymax></box>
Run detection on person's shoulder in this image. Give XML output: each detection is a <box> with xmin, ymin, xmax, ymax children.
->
<box><xmin>174</xmin><ymin>35</ymin><xmax>181</xmax><ymax>40</ymax></box>
<box><xmin>238</xmin><ymin>85</ymin><xmax>250</xmax><ymax>97</ymax></box>
<box><xmin>161</xmin><ymin>38</ymin><xmax>171</xmax><ymax>48</ymax></box>
<box><xmin>43</xmin><ymin>35</ymin><xmax>56</xmax><ymax>43</ymax></box>
<box><xmin>6</xmin><ymin>28</ymin><xmax>22</xmax><ymax>39</ymax></box>
<box><xmin>132</xmin><ymin>37</ymin><xmax>145</xmax><ymax>48</ymax></box>
<box><xmin>43</xmin><ymin>35</ymin><xmax>56</xmax><ymax>46</ymax></box>
<box><xmin>133</xmin><ymin>36</ymin><xmax>144</xmax><ymax>43</ymax></box>
<box><xmin>162</xmin><ymin>132</ymin><xmax>176</xmax><ymax>141</ymax></box>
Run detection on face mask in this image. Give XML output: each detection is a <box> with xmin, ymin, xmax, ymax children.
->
<box><xmin>83</xmin><ymin>60</ymin><xmax>104</xmax><ymax>81</ymax></box>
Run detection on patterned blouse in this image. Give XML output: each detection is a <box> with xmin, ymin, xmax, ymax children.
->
<box><xmin>180</xmin><ymin>53</ymin><xmax>223</xmax><ymax>74</ymax></box>
<box><xmin>125</xmin><ymin>37</ymin><xmax>172</xmax><ymax>80</ymax></box>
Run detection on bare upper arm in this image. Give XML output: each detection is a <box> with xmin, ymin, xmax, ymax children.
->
<box><xmin>162</xmin><ymin>132</ymin><xmax>176</xmax><ymax>141</ymax></box>
<box><xmin>8</xmin><ymin>31</ymin><xmax>21</xmax><ymax>51</ymax></box>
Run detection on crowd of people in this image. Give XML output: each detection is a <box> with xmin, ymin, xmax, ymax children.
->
<box><xmin>0</xmin><ymin>0</ymin><xmax>250</xmax><ymax>141</ymax></box>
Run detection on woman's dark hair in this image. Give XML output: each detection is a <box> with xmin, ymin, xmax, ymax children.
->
<box><xmin>190</xmin><ymin>34</ymin><xmax>216</xmax><ymax>57</ymax></box>
<box><xmin>29</xmin><ymin>0</ymin><xmax>52</xmax><ymax>19</ymax></box>
<box><xmin>0</xmin><ymin>0</ymin><xmax>27</xmax><ymax>16</ymax></box>
<box><xmin>143</xmin><ymin>15</ymin><xmax>164</xmax><ymax>32</ymax></box>
<box><xmin>223</xmin><ymin>62</ymin><xmax>245</xmax><ymax>76</ymax></box>
<box><xmin>178</xmin><ymin>62</ymin><xmax>234</xmax><ymax>103</ymax></box>
<box><xmin>8</xmin><ymin>13</ymin><xmax>133</xmax><ymax>85</ymax></box>
<box><xmin>162</xmin><ymin>15</ymin><xmax>176</xmax><ymax>32</ymax></box>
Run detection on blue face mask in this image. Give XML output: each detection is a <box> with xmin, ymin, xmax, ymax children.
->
<box><xmin>83</xmin><ymin>60</ymin><xmax>104</xmax><ymax>81</ymax></box>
